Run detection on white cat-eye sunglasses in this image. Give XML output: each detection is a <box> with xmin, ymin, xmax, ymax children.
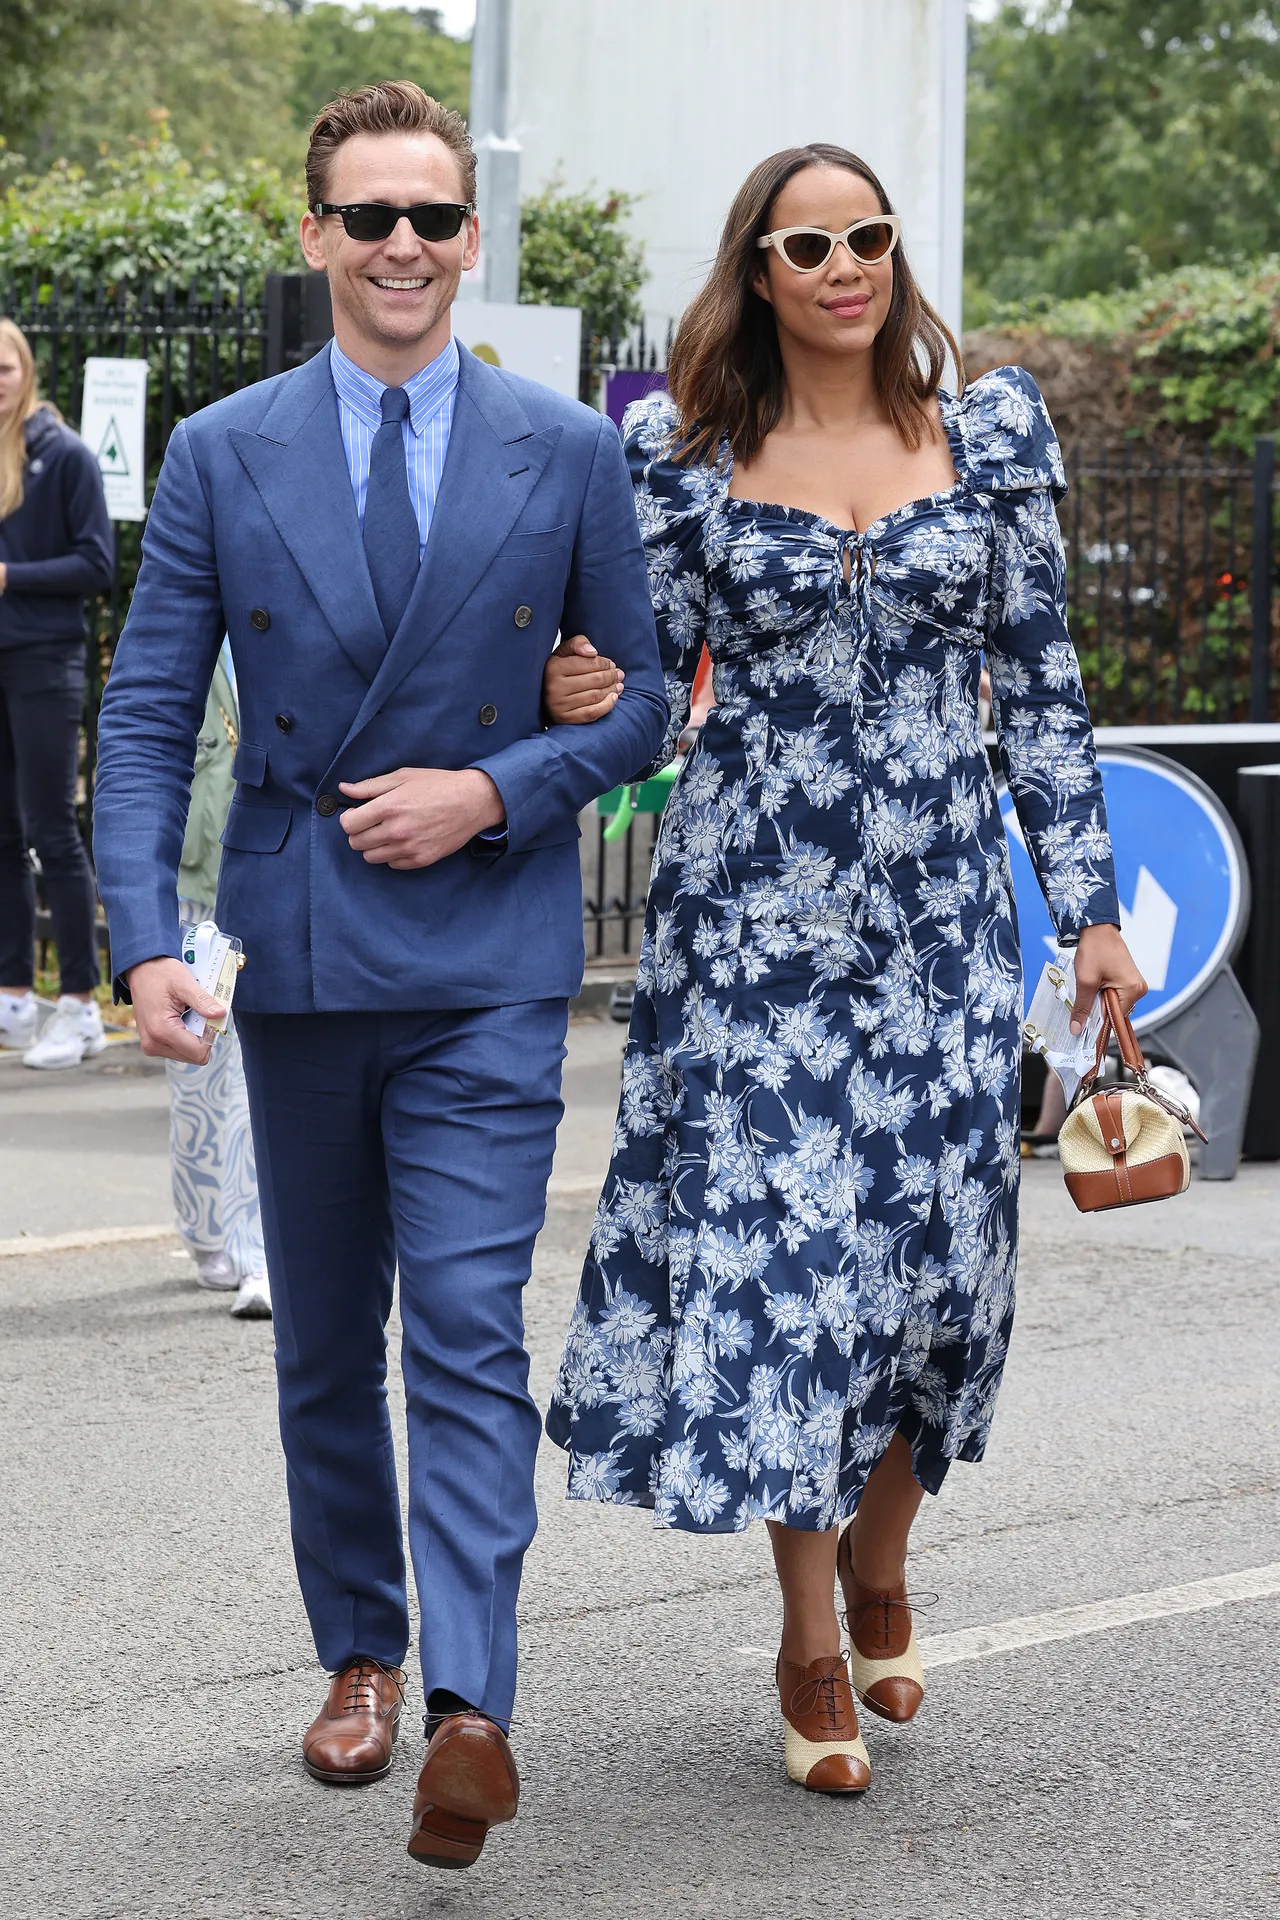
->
<box><xmin>756</xmin><ymin>215</ymin><xmax>901</xmax><ymax>273</ymax></box>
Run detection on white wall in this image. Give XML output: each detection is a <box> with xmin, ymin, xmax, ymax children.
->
<box><xmin>509</xmin><ymin>0</ymin><xmax>966</xmax><ymax>336</ymax></box>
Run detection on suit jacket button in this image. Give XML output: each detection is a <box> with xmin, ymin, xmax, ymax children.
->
<box><xmin>251</xmin><ymin>607</ymin><xmax>270</xmax><ymax>631</ymax></box>
<box><xmin>316</xmin><ymin>793</ymin><xmax>339</xmax><ymax>817</ymax></box>
<box><xmin>275</xmin><ymin>713</ymin><xmax>292</xmax><ymax>734</ymax></box>
<box><xmin>513</xmin><ymin>604</ymin><xmax>532</xmax><ymax>628</ymax></box>
<box><xmin>479</xmin><ymin>703</ymin><xmax>498</xmax><ymax>726</ymax></box>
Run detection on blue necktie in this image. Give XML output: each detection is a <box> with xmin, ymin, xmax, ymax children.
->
<box><xmin>363</xmin><ymin>385</ymin><xmax>419</xmax><ymax>640</ymax></box>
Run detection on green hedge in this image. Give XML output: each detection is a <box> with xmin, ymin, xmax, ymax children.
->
<box><xmin>0</xmin><ymin>139</ymin><xmax>302</xmax><ymax>295</ymax></box>
<box><xmin>987</xmin><ymin>257</ymin><xmax>1280</xmax><ymax>450</ymax></box>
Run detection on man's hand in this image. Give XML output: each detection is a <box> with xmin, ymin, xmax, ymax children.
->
<box><xmin>543</xmin><ymin>633</ymin><xmax>623</xmax><ymax>725</ymax></box>
<box><xmin>127</xmin><ymin>955</ymin><xmax>226</xmax><ymax>1064</ymax></box>
<box><xmin>1070</xmin><ymin>923</ymin><xmax>1148</xmax><ymax>1035</ymax></box>
<box><xmin>0</xmin><ymin>561</ymin><xmax>7</xmax><ymax>594</ymax></box>
<box><xmin>337</xmin><ymin>767</ymin><xmax>505</xmax><ymax>868</ymax></box>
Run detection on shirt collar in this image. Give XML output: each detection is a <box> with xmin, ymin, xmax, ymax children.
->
<box><xmin>329</xmin><ymin>334</ymin><xmax>460</xmax><ymax>437</ymax></box>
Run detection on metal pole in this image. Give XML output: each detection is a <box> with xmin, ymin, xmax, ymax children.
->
<box><xmin>1250</xmin><ymin>434</ymin><xmax>1275</xmax><ymax>722</ymax></box>
<box><xmin>468</xmin><ymin>0</ymin><xmax>522</xmax><ymax>307</ymax></box>
<box><xmin>938</xmin><ymin>0</ymin><xmax>968</xmax><ymax>352</ymax></box>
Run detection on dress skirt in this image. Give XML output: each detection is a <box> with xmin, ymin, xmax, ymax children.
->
<box><xmin>546</xmin><ymin>369</ymin><xmax>1120</xmax><ymax>1534</ymax></box>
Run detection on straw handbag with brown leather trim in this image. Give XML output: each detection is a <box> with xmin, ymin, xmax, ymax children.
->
<box><xmin>1058</xmin><ymin>987</ymin><xmax>1206</xmax><ymax>1213</ymax></box>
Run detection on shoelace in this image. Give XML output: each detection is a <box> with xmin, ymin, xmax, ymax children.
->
<box><xmin>788</xmin><ymin>1663</ymin><xmax>853</xmax><ymax>1736</ymax></box>
<box><xmin>340</xmin><ymin>1657</ymin><xmax>404</xmax><ymax>1714</ymax></box>
<box><xmin>842</xmin><ymin>1588</ymin><xmax>939</xmax><ymax>1654</ymax></box>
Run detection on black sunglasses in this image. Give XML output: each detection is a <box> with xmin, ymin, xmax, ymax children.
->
<box><xmin>310</xmin><ymin>201</ymin><xmax>473</xmax><ymax>244</ymax></box>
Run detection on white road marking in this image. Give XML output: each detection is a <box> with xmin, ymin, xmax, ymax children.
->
<box><xmin>0</xmin><ymin>1173</ymin><xmax>602</xmax><ymax>1257</ymax></box>
<box><xmin>735</xmin><ymin>1561</ymin><xmax>1280</xmax><ymax>1667</ymax></box>
<box><xmin>0</xmin><ymin>1223</ymin><xmax>177</xmax><ymax>1260</ymax></box>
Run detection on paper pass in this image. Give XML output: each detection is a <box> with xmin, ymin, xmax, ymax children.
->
<box><xmin>1023</xmin><ymin>953</ymin><xmax>1105</xmax><ymax>1105</ymax></box>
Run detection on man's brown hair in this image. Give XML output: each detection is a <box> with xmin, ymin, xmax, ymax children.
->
<box><xmin>305</xmin><ymin>81</ymin><xmax>476</xmax><ymax>209</ymax></box>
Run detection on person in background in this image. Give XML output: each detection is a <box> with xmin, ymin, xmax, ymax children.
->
<box><xmin>169</xmin><ymin>639</ymin><xmax>271</xmax><ymax>1320</ymax></box>
<box><xmin>0</xmin><ymin>317</ymin><xmax>113</xmax><ymax>1067</ymax></box>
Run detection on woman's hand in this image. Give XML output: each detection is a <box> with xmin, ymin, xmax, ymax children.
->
<box><xmin>543</xmin><ymin>634</ymin><xmax>623</xmax><ymax>725</ymax></box>
<box><xmin>1070</xmin><ymin>923</ymin><xmax>1147</xmax><ymax>1034</ymax></box>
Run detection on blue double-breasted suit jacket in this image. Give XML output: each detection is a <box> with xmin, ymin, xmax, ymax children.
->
<box><xmin>93</xmin><ymin>342</ymin><xmax>668</xmax><ymax>1010</ymax></box>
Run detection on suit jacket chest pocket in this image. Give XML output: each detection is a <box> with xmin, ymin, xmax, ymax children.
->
<box><xmin>489</xmin><ymin>527</ymin><xmax>572</xmax><ymax>639</ymax></box>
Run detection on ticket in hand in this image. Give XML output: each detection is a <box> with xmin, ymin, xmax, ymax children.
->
<box><xmin>180</xmin><ymin>920</ymin><xmax>245</xmax><ymax>1039</ymax></box>
<box><xmin>1023</xmin><ymin>952</ymin><xmax>1106</xmax><ymax>1106</ymax></box>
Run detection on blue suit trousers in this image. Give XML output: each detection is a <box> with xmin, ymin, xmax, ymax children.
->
<box><xmin>237</xmin><ymin>999</ymin><xmax>568</xmax><ymax>1725</ymax></box>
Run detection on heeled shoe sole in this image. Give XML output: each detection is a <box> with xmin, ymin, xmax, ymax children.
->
<box><xmin>408</xmin><ymin>1807</ymin><xmax>490</xmax><ymax>1868</ymax></box>
<box><xmin>408</xmin><ymin>1723</ymin><xmax>520</xmax><ymax>1870</ymax></box>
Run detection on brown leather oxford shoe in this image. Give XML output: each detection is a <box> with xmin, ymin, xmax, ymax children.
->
<box><xmin>302</xmin><ymin>1657</ymin><xmax>405</xmax><ymax>1784</ymax></box>
<box><xmin>408</xmin><ymin>1712</ymin><xmax>520</xmax><ymax>1869</ymax></box>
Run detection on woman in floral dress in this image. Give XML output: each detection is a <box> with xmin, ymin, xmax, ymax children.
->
<box><xmin>544</xmin><ymin>144</ymin><xmax>1146</xmax><ymax>1793</ymax></box>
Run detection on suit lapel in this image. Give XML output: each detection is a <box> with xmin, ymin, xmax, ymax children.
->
<box><xmin>335</xmin><ymin>346</ymin><xmax>560</xmax><ymax>755</ymax></box>
<box><xmin>229</xmin><ymin>349</ymin><xmax>387</xmax><ymax>685</ymax></box>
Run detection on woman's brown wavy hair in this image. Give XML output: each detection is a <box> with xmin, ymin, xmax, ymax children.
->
<box><xmin>667</xmin><ymin>144</ymin><xmax>962</xmax><ymax>468</ymax></box>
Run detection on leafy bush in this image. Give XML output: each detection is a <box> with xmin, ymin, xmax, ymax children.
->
<box><xmin>0</xmin><ymin>137</ymin><xmax>302</xmax><ymax>294</ymax></box>
<box><xmin>519</xmin><ymin>184</ymin><xmax>645</xmax><ymax>339</ymax></box>
<box><xmin>978</xmin><ymin>257</ymin><xmax>1280</xmax><ymax>449</ymax></box>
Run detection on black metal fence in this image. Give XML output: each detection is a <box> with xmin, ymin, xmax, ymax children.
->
<box><xmin>1064</xmin><ymin>438</ymin><xmax>1277</xmax><ymax>727</ymax></box>
<box><xmin>4</xmin><ymin>274</ymin><xmax>1276</xmax><ymax>961</ymax></box>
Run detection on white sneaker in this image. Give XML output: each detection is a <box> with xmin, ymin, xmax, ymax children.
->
<box><xmin>0</xmin><ymin>991</ymin><xmax>39</xmax><ymax>1050</ymax></box>
<box><xmin>191</xmin><ymin>1248</ymin><xmax>239</xmax><ymax>1292</ymax></box>
<box><xmin>230</xmin><ymin>1270</ymin><xmax>272</xmax><ymax>1319</ymax></box>
<box><xmin>23</xmin><ymin>996</ymin><xmax>108</xmax><ymax>1070</ymax></box>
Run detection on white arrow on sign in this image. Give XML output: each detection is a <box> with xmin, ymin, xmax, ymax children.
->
<box><xmin>1117</xmin><ymin>865</ymin><xmax>1176</xmax><ymax>990</ymax></box>
<box><xmin>1002</xmin><ymin>804</ymin><xmax>1178</xmax><ymax>988</ymax></box>
<box><xmin>1039</xmin><ymin>861</ymin><xmax>1177</xmax><ymax>989</ymax></box>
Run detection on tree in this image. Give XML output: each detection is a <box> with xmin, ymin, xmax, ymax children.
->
<box><xmin>966</xmin><ymin>2</ymin><xmax>1280</xmax><ymax>320</ymax></box>
<box><xmin>288</xmin><ymin>6</ymin><xmax>469</xmax><ymax>129</ymax></box>
<box><xmin>16</xmin><ymin>0</ymin><xmax>301</xmax><ymax>177</ymax></box>
<box><xmin>10</xmin><ymin>1</ymin><xmax>470</xmax><ymax>183</ymax></box>
<box><xmin>0</xmin><ymin>1</ymin><xmax>123</xmax><ymax>159</ymax></box>
<box><xmin>519</xmin><ymin>185</ymin><xmax>646</xmax><ymax>339</ymax></box>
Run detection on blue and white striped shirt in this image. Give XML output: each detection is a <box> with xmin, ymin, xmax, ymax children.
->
<box><xmin>329</xmin><ymin>335</ymin><xmax>459</xmax><ymax>557</ymax></box>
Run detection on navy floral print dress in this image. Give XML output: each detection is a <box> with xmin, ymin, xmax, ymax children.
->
<box><xmin>546</xmin><ymin>366</ymin><xmax>1120</xmax><ymax>1534</ymax></box>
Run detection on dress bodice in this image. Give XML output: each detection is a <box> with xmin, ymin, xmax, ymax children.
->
<box><xmin>621</xmin><ymin>366</ymin><xmax>1115</xmax><ymax>949</ymax></box>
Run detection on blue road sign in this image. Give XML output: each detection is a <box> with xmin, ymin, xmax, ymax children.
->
<box><xmin>998</xmin><ymin>746</ymin><xmax>1249</xmax><ymax>1035</ymax></box>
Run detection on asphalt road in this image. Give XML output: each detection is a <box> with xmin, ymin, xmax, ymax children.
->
<box><xmin>1</xmin><ymin>1017</ymin><xmax>1277</xmax><ymax>1919</ymax></box>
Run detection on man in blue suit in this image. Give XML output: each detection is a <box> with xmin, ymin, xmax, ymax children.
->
<box><xmin>93</xmin><ymin>82</ymin><xmax>665</xmax><ymax>1870</ymax></box>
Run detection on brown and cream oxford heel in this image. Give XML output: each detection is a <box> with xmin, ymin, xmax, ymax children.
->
<box><xmin>837</xmin><ymin>1526</ymin><xmax>926</xmax><ymax>1724</ymax></box>
<box><xmin>776</xmin><ymin>1652</ymin><xmax>871</xmax><ymax>1793</ymax></box>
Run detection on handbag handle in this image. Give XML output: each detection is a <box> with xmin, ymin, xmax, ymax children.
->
<box><xmin>1090</xmin><ymin>984</ymin><xmax>1146</xmax><ymax>1080</ymax></box>
<box><xmin>1077</xmin><ymin>982</ymin><xmax>1208</xmax><ymax>1142</ymax></box>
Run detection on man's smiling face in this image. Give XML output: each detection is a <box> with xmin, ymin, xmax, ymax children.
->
<box><xmin>299</xmin><ymin>131</ymin><xmax>480</xmax><ymax>376</ymax></box>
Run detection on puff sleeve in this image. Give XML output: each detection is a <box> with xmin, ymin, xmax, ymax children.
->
<box><xmin>967</xmin><ymin>367</ymin><xmax>1121</xmax><ymax>944</ymax></box>
<box><xmin>621</xmin><ymin>393</ymin><xmax>710</xmax><ymax>779</ymax></box>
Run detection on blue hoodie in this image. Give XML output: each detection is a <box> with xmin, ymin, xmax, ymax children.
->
<box><xmin>0</xmin><ymin>406</ymin><xmax>114</xmax><ymax>648</ymax></box>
